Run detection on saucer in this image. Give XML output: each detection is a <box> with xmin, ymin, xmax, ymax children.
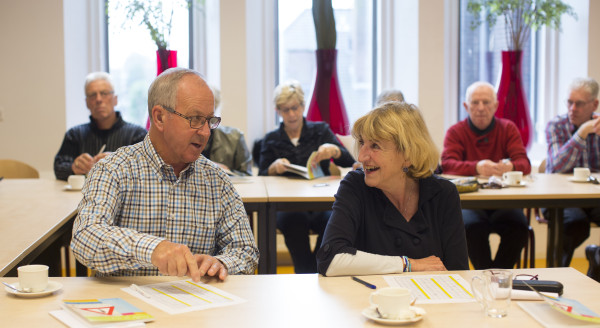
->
<box><xmin>568</xmin><ymin>177</ymin><xmax>590</xmax><ymax>183</ymax></box>
<box><xmin>63</xmin><ymin>185</ymin><xmax>82</xmax><ymax>191</ymax></box>
<box><xmin>362</xmin><ymin>306</ymin><xmax>425</xmax><ymax>325</ymax></box>
<box><xmin>505</xmin><ymin>181</ymin><xmax>527</xmax><ymax>187</ymax></box>
<box><xmin>4</xmin><ymin>281</ymin><xmax>63</xmax><ymax>298</ymax></box>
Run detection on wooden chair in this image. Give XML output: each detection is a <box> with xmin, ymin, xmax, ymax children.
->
<box><xmin>0</xmin><ymin>159</ymin><xmax>39</xmax><ymax>178</ymax></box>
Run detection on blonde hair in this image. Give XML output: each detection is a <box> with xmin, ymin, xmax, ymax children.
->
<box><xmin>352</xmin><ymin>102</ymin><xmax>439</xmax><ymax>179</ymax></box>
<box><xmin>273</xmin><ymin>80</ymin><xmax>305</xmax><ymax>109</ymax></box>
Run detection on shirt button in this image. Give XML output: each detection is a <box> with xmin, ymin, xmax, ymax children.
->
<box><xmin>323</xmin><ymin>244</ymin><xmax>330</xmax><ymax>252</ymax></box>
<box><xmin>413</xmin><ymin>237</ymin><xmax>421</xmax><ymax>245</ymax></box>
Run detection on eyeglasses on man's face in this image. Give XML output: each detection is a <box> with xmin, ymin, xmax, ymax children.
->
<box><xmin>566</xmin><ymin>99</ymin><xmax>594</xmax><ymax>109</ymax></box>
<box><xmin>86</xmin><ymin>90</ymin><xmax>114</xmax><ymax>100</ymax></box>
<box><xmin>162</xmin><ymin>106</ymin><xmax>221</xmax><ymax>130</ymax></box>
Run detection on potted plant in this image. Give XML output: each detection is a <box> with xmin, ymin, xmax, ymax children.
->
<box><xmin>466</xmin><ymin>0</ymin><xmax>577</xmax><ymax>149</ymax></box>
<box><xmin>110</xmin><ymin>0</ymin><xmax>191</xmax><ymax>74</ymax></box>
<box><xmin>306</xmin><ymin>0</ymin><xmax>350</xmax><ymax>136</ymax></box>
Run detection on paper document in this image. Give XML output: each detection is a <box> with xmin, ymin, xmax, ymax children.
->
<box><xmin>518</xmin><ymin>302</ymin><xmax>600</xmax><ymax>328</ymax></box>
<box><xmin>384</xmin><ymin>274</ymin><xmax>475</xmax><ymax>304</ymax></box>
<box><xmin>122</xmin><ymin>279</ymin><xmax>246</xmax><ymax>315</ymax></box>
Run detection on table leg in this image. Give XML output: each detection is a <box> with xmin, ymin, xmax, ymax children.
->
<box><xmin>267</xmin><ymin>205</ymin><xmax>277</xmax><ymax>274</ymax></box>
<box><xmin>546</xmin><ymin>208</ymin><xmax>565</xmax><ymax>268</ymax></box>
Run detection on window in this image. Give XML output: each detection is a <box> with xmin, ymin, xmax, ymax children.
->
<box><xmin>458</xmin><ymin>0</ymin><xmax>535</xmax><ymax>127</ymax></box>
<box><xmin>277</xmin><ymin>0</ymin><xmax>374</xmax><ymax>125</ymax></box>
<box><xmin>106</xmin><ymin>0</ymin><xmax>191</xmax><ymax>127</ymax></box>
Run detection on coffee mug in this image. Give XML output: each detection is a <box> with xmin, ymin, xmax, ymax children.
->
<box><xmin>502</xmin><ymin>171</ymin><xmax>523</xmax><ymax>185</ymax></box>
<box><xmin>369</xmin><ymin>287</ymin><xmax>414</xmax><ymax>320</ymax></box>
<box><xmin>17</xmin><ymin>264</ymin><xmax>49</xmax><ymax>292</ymax></box>
<box><xmin>471</xmin><ymin>269</ymin><xmax>513</xmax><ymax>318</ymax></box>
<box><xmin>574</xmin><ymin>167</ymin><xmax>591</xmax><ymax>181</ymax></box>
<box><xmin>68</xmin><ymin>175</ymin><xmax>85</xmax><ymax>190</ymax></box>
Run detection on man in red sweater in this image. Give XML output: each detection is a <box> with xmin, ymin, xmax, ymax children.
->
<box><xmin>441</xmin><ymin>81</ymin><xmax>531</xmax><ymax>269</ymax></box>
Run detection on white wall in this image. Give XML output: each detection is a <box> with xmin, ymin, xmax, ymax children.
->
<box><xmin>0</xmin><ymin>1</ymin><xmax>66</xmax><ymax>174</ymax></box>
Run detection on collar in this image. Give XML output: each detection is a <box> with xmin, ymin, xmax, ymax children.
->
<box><xmin>89</xmin><ymin>111</ymin><xmax>124</xmax><ymax>132</ymax></box>
<box><xmin>142</xmin><ymin>135</ymin><xmax>196</xmax><ymax>182</ymax></box>
<box><xmin>467</xmin><ymin>116</ymin><xmax>495</xmax><ymax>136</ymax></box>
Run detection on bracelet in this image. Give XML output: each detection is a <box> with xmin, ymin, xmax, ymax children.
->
<box><xmin>402</xmin><ymin>256</ymin><xmax>410</xmax><ymax>272</ymax></box>
<box><xmin>407</xmin><ymin>258</ymin><xmax>411</xmax><ymax>272</ymax></box>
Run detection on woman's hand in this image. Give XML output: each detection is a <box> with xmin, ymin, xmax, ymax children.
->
<box><xmin>409</xmin><ymin>255</ymin><xmax>447</xmax><ymax>272</ymax></box>
<box><xmin>268</xmin><ymin>158</ymin><xmax>290</xmax><ymax>175</ymax></box>
<box><xmin>311</xmin><ymin>143</ymin><xmax>341</xmax><ymax>166</ymax></box>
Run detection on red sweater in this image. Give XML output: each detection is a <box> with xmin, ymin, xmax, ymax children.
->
<box><xmin>441</xmin><ymin>118</ymin><xmax>531</xmax><ymax>176</ymax></box>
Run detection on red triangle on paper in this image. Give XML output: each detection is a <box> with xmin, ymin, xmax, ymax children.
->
<box><xmin>81</xmin><ymin>306</ymin><xmax>115</xmax><ymax>315</ymax></box>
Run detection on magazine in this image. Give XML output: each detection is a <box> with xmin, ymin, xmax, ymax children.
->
<box><xmin>59</xmin><ymin>298</ymin><xmax>153</xmax><ymax>326</ymax></box>
<box><xmin>282</xmin><ymin>151</ymin><xmax>325</xmax><ymax>180</ymax></box>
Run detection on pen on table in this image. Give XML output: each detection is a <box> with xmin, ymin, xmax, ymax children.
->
<box><xmin>352</xmin><ymin>276</ymin><xmax>376</xmax><ymax>289</ymax></box>
<box><xmin>96</xmin><ymin>144</ymin><xmax>106</xmax><ymax>156</ymax></box>
<box><xmin>130</xmin><ymin>283</ymin><xmax>151</xmax><ymax>298</ymax></box>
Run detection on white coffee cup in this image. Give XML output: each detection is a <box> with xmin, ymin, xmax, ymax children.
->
<box><xmin>68</xmin><ymin>175</ymin><xmax>85</xmax><ymax>190</ymax></box>
<box><xmin>502</xmin><ymin>171</ymin><xmax>523</xmax><ymax>185</ymax></box>
<box><xmin>17</xmin><ymin>264</ymin><xmax>49</xmax><ymax>292</ymax></box>
<box><xmin>369</xmin><ymin>287</ymin><xmax>414</xmax><ymax>320</ymax></box>
<box><xmin>574</xmin><ymin>167</ymin><xmax>591</xmax><ymax>181</ymax></box>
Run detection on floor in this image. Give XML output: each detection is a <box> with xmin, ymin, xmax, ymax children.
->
<box><xmin>276</xmin><ymin>257</ymin><xmax>591</xmax><ymax>275</ymax></box>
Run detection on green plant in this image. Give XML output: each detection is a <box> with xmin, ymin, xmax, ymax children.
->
<box><xmin>467</xmin><ymin>0</ymin><xmax>576</xmax><ymax>50</ymax></box>
<box><xmin>312</xmin><ymin>0</ymin><xmax>336</xmax><ymax>49</ymax></box>
<box><xmin>109</xmin><ymin>0</ymin><xmax>191</xmax><ymax>51</ymax></box>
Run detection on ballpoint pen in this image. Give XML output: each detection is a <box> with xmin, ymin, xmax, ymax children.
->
<box><xmin>130</xmin><ymin>283</ymin><xmax>151</xmax><ymax>298</ymax></box>
<box><xmin>352</xmin><ymin>276</ymin><xmax>376</xmax><ymax>289</ymax></box>
<box><xmin>96</xmin><ymin>144</ymin><xmax>106</xmax><ymax>156</ymax></box>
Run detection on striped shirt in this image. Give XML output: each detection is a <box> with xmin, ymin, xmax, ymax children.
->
<box><xmin>71</xmin><ymin>135</ymin><xmax>259</xmax><ymax>276</ymax></box>
<box><xmin>54</xmin><ymin>112</ymin><xmax>147</xmax><ymax>180</ymax></box>
<box><xmin>545</xmin><ymin>114</ymin><xmax>600</xmax><ymax>173</ymax></box>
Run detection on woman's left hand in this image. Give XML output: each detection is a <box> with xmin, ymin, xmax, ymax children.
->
<box><xmin>311</xmin><ymin>143</ymin><xmax>341</xmax><ymax>166</ymax></box>
<box><xmin>409</xmin><ymin>256</ymin><xmax>447</xmax><ymax>272</ymax></box>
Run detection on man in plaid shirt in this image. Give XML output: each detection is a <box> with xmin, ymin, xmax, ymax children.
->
<box><xmin>545</xmin><ymin>77</ymin><xmax>600</xmax><ymax>267</ymax></box>
<box><xmin>71</xmin><ymin>68</ymin><xmax>259</xmax><ymax>281</ymax></box>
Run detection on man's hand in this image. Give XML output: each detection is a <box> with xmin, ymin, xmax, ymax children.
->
<box><xmin>93</xmin><ymin>151</ymin><xmax>111</xmax><ymax>163</ymax></box>
<box><xmin>151</xmin><ymin>241</ymin><xmax>201</xmax><ymax>282</ymax></box>
<box><xmin>409</xmin><ymin>255</ymin><xmax>447</xmax><ymax>272</ymax></box>
<box><xmin>195</xmin><ymin>254</ymin><xmax>228</xmax><ymax>280</ymax></box>
<box><xmin>72</xmin><ymin>153</ymin><xmax>94</xmax><ymax>175</ymax></box>
<box><xmin>476</xmin><ymin>159</ymin><xmax>514</xmax><ymax>177</ymax></box>
<box><xmin>577</xmin><ymin>116</ymin><xmax>600</xmax><ymax>139</ymax></box>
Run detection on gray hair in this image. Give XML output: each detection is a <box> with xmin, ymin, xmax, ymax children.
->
<box><xmin>465</xmin><ymin>81</ymin><xmax>497</xmax><ymax>103</ymax></box>
<box><xmin>84</xmin><ymin>72</ymin><xmax>114</xmax><ymax>93</ymax></box>
<box><xmin>273</xmin><ymin>80</ymin><xmax>305</xmax><ymax>109</ymax></box>
<box><xmin>375</xmin><ymin>89</ymin><xmax>405</xmax><ymax>106</ymax></box>
<box><xmin>147</xmin><ymin>67</ymin><xmax>206</xmax><ymax>117</ymax></box>
<box><xmin>569</xmin><ymin>77</ymin><xmax>599</xmax><ymax>99</ymax></box>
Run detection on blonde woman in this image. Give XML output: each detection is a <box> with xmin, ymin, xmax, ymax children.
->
<box><xmin>259</xmin><ymin>80</ymin><xmax>355</xmax><ymax>273</ymax></box>
<box><xmin>317</xmin><ymin>102</ymin><xmax>468</xmax><ymax>276</ymax></box>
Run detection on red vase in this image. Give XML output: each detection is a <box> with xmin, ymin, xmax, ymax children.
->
<box><xmin>147</xmin><ymin>50</ymin><xmax>178</xmax><ymax>129</ymax></box>
<box><xmin>306</xmin><ymin>49</ymin><xmax>350</xmax><ymax>136</ymax></box>
<box><xmin>156</xmin><ymin>49</ymin><xmax>177</xmax><ymax>75</ymax></box>
<box><xmin>495</xmin><ymin>50</ymin><xmax>533</xmax><ymax>149</ymax></box>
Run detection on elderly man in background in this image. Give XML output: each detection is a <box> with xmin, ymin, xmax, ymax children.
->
<box><xmin>71</xmin><ymin>68</ymin><xmax>258</xmax><ymax>280</ymax></box>
<box><xmin>441</xmin><ymin>81</ymin><xmax>530</xmax><ymax>269</ymax></box>
<box><xmin>54</xmin><ymin>72</ymin><xmax>147</xmax><ymax>180</ymax></box>
<box><xmin>545</xmin><ymin>77</ymin><xmax>600</xmax><ymax>268</ymax></box>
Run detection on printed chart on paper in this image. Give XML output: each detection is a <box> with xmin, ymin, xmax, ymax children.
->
<box><xmin>123</xmin><ymin>279</ymin><xmax>245</xmax><ymax>314</ymax></box>
<box><xmin>384</xmin><ymin>274</ymin><xmax>476</xmax><ymax>304</ymax></box>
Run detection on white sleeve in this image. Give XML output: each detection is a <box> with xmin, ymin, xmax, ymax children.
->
<box><xmin>324</xmin><ymin>250</ymin><xmax>405</xmax><ymax>276</ymax></box>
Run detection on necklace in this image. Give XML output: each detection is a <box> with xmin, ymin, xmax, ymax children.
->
<box><xmin>403</xmin><ymin>192</ymin><xmax>411</xmax><ymax>216</ymax></box>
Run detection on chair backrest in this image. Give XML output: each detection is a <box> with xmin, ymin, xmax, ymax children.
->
<box><xmin>336</xmin><ymin>134</ymin><xmax>357</xmax><ymax>160</ymax></box>
<box><xmin>0</xmin><ymin>159</ymin><xmax>40</xmax><ymax>178</ymax></box>
<box><xmin>538</xmin><ymin>158</ymin><xmax>546</xmax><ymax>173</ymax></box>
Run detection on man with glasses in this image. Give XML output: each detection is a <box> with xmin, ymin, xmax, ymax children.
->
<box><xmin>545</xmin><ymin>77</ymin><xmax>600</xmax><ymax>268</ymax></box>
<box><xmin>71</xmin><ymin>68</ymin><xmax>259</xmax><ymax>281</ymax></box>
<box><xmin>54</xmin><ymin>72</ymin><xmax>147</xmax><ymax>180</ymax></box>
